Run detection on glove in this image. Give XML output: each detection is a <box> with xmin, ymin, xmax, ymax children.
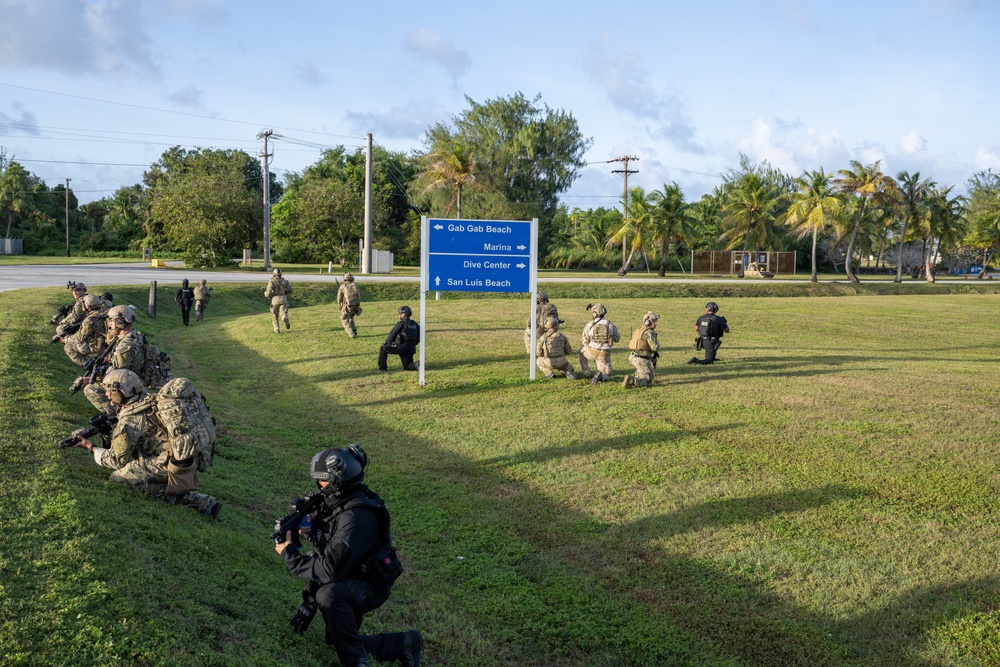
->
<box><xmin>289</xmin><ymin>592</ymin><xmax>317</xmax><ymax>635</ymax></box>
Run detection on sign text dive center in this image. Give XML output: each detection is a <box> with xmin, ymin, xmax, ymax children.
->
<box><xmin>428</xmin><ymin>219</ymin><xmax>531</xmax><ymax>292</ymax></box>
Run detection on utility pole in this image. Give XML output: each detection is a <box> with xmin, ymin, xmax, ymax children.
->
<box><xmin>362</xmin><ymin>133</ymin><xmax>373</xmax><ymax>274</ymax></box>
<box><xmin>609</xmin><ymin>156</ymin><xmax>638</xmax><ymax>273</ymax></box>
<box><xmin>257</xmin><ymin>129</ymin><xmax>273</xmax><ymax>272</ymax></box>
<box><xmin>64</xmin><ymin>178</ymin><xmax>71</xmax><ymax>257</ymax></box>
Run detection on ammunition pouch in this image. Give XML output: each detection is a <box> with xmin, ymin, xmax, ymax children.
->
<box><xmin>165</xmin><ymin>457</ymin><xmax>199</xmax><ymax>497</ymax></box>
<box><xmin>695</xmin><ymin>337</ymin><xmax>703</xmax><ymax>351</ymax></box>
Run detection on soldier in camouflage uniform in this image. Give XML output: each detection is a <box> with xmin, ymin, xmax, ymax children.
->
<box><xmin>61</xmin><ymin>294</ymin><xmax>108</xmax><ymax>367</ymax></box>
<box><xmin>193</xmin><ymin>280</ymin><xmax>211</xmax><ymax>322</ymax></box>
<box><xmin>524</xmin><ymin>292</ymin><xmax>559</xmax><ymax>354</ymax></box>
<box><xmin>68</xmin><ymin>369</ymin><xmax>221</xmax><ymax>518</ymax></box>
<box><xmin>265</xmin><ymin>268</ymin><xmax>293</xmax><ymax>333</ymax></box>
<box><xmin>79</xmin><ymin>305</ymin><xmax>158</xmax><ymax>415</ymax></box>
<box><xmin>623</xmin><ymin>311</ymin><xmax>661</xmax><ymax>388</ymax></box>
<box><xmin>579</xmin><ymin>303</ymin><xmax>620</xmax><ymax>384</ymax></box>
<box><xmin>53</xmin><ymin>282</ymin><xmax>89</xmax><ymax>340</ymax></box>
<box><xmin>336</xmin><ymin>272</ymin><xmax>362</xmax><ymax>338</ymax></box>
<box><xmin>535</xmin><ymin>317</ymin><xmax>577</xmax><ymax>380</ymax></box>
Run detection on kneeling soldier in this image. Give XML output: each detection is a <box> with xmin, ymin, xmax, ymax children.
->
<box><xmin>623</xmin><ymin>311</ymin><xmax>660</xmax><ymax>387</ymax></box>
<box><xmin>536</xmin><ymin>317</ymin><xmax>576</xmax><ymax>380</ymax></box>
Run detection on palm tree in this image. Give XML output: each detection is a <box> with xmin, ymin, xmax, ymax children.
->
<box><xmin>779</xmin><ymin>168</ymin><xmax>842</xmax><ymax>282</ymax></box>
<box><xmin>649</xmin><ymin>182</ymin><xmax>692</xmax><ymax>276</ymax></box>
<box><xmin>923</xmin><ymin>186</ymin><xmax>966</xmax><ymax>283</ymax></box>
<box><xmin>719</xmin><ymin>172</ymin><xmax>779</xmax><ymax>278</ymax></box>
<box><xmin>965</xmin><ymin>170</ymin><xmax>1000</xmax><ymax>278</ymax></box>
<box><xmin>894</xmin><ymin>171</ymin><xmax>933</xmax><ymax>283</ymax></box>
<box><xmin>834</xmin><ymin>160</ymin><xmax>898</xmax><ymax>283</ymax></box>
<box><xmin>608</xmin><ymin>186</ymin><xmax>655</xmax><ymax>273</ymax></box>
<box><xmin>419</xmin><ymin>129</ymin><xmax>477</xmax><ymax>219</ymax></box>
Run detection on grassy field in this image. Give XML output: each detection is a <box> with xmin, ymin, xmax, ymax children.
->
<box><xmin>2</xmin><ymin>284</ymin><xmax>999</xmax><ymax>666</ymax></box>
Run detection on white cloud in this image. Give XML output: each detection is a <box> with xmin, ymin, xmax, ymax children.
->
<box><xmin>0</xmin><ymin>0</ymin><xmax>159</xmax><ymax>79</ymax></box>
<box><xmin>973</xmin><ymin>145</ymin><xmax>1000</xmax><ymax>171</ymax></box>
<box><xmin>898</xmin><ymin>131</ymin><xmax>928</xmax><ymax>154</ymax></box>
<box><xmin>406</xmin><ymin>28</ymin><xmax>470</xmax><ymax>85</ymax></box>
<box><xmin>584</xmin><ymin>40</ymin><xmax>705</xmax><ymax>154</ymax></box>
<box><xmin>735</xmin><ymin>118</ymin><xmax>801</xmax><ymax>174</ymax></box>
<box><xmin>345</xmin><ymin>100</ymin><xmax>449</xmax><ymax>141</ymax></box>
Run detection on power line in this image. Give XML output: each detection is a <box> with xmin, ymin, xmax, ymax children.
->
<box><xmin>18</xmin><ymin>158</ymin><xmax>150</xmax><ymax>167</ymax></box>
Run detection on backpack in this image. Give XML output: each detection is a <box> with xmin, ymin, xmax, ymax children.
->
<box><xmin>138</xmin><ymin>335</ymin><xmax>172</xmax><ymax>389</ymax></box>
<box><xmin>343</xmin><ymin>283</ymin><xmax>361</xmax><ymax>307</ymax></box>
<box><xmin>155</xmin><ymin>377</ymin><xmax>217</xmax><ymax>472</ymax></box>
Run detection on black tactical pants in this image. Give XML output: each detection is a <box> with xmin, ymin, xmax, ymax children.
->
<box><xmin>378</xmin><ymin>344</ymin><xmax>416</xmax><ymax>371</ymax></box>
<box><xmin>315</xmin><ymin>579</ymin><xmax>408</xmax><ymax>666</ymax></box>
<box><xmin>179</xmin><ymin>301</ymin><xmax>192</xmax><ymax>326</ymax></box>
<box><xmin>698</xmin><ymin>337</ymin><xmax>721</xmax><ymax>364</ymax></box>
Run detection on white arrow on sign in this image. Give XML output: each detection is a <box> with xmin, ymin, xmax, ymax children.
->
<box><xmin>433</xmin><ymin>224</ymin><xmax>444</xmax><ymax>230</ymax></box>
<box><xmin>516</xmin><ymin>263</ymin><xmax>526</xmax><ymax>269</ymax></box>
<box><xmin>434</xmin><ymin>276</ymin><xmax>441</xmax><ymax>286</ymax></box>
<box><xmin>516</xmin><ymin>244</ymin><xmax>526</xmax><ymax>250</ymax></box>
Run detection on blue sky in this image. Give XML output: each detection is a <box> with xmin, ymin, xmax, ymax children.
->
<box><xmin>1</xmin><ymin>0</ymin><xmax>997</xmax><ymax>207</ymax></box>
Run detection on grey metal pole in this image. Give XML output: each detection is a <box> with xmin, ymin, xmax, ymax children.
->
<box><xmin>148</xmin><ymin>281</ymin><xmax>157</xmax><ymax>318</ymax></box>
<box><xmin>362</xmin><ymin>133</ymin><xmax>373</xmax><ymax>274</ymax></box>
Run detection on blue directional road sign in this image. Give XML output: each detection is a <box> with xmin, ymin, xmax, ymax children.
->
<box><xmin>426</xmin><ymin>218</ymin><xmax>533</xmax><ymax>293</ymax></box>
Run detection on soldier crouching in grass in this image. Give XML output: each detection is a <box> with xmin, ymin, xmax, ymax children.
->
<box><xmin>274</xmin><ymin>445</ymin><xmax>422</xmax><ymax>667</ymax></box>
<box><xmin>688</xmin><ymin>301</ymin><xmax>729</xmax><ymax>366</ymax></box>
<box><xmin>623</xmin><ymin>311</ymin><xmax>660</xmax><ymax>387</ymax></box>
<box><xmin>535</xmin><ymin>317</ymin><xmax>576</xmax><ymax>380</ymax></box>
<box><xmin>378</xmin><ymin>306</ymin><xmax>419</xmax><ymax>372</ymax></box>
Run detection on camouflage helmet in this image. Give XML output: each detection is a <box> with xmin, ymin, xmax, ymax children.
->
<box><xmin>272</xmin><ymin>268</ymin><xmax>282</xmax><ymax>277</ymax></box>
<box><xmin>590</xmin><ymin>303</ymin><xmax>607</xmax><ymax>318</ymax></box>
<box><xmin>310</xmin><ymin>444</ymin><xmax>368</xmax><ymax>492</ymax></box>
<box><xmin>643</xmin><ymin>311</ymin><xmax>660</xmax><ymax>326</ymax></box>
<box><xmin>705</xmin><ymin>302</ymin><xmax>719</xmax><ymax>313</ymax></box>
<box><xmin>71</xmin><ymin>282</ymin><xmax>87</xmax><ymax>294</ymax></box>
<box><xmin>398</xmin><ymin>305</ymin><xmax>412</xmax><ymax>317</ymax></box>
<box><xmin>343</xmin><ymin>272</ymin><xmax>354</xmax><ymax>282</ymax></box>
<box><xmin>101</xmin><ymin>292</ymin><xmax>114</xmax><ymax>304</ymax></box>
<box><xmin>107</xmin><ymin>304</ymin><xmax>137</xmax><ymax>326</ymax></box>
<box><xmin>536</xmin><ymin>292</ymin><xmax>548</xmax><ymax>304</ymax></box>
<box><xmin>199</xmin><ymin>279</ymin><xmax>207</xmax><ymax>286</ymax></box>
<box><xmin>543</xmin><ymin>316</ymin><xmax>559</xmax><ymax>329</ymax></box>
<box><xmin>83</xmin><ymin>294</ymin><xmax>103</xmax><ymax>310</ymax></box>
<box><xmin>102</xmin><ymin>368</ymin><xmax>147</xmax><ymax>403</ymax></box>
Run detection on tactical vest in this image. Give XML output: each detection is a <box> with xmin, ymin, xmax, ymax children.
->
<box><xmin>697</xmin><ymin>314</ymin><xmax>716</xmax><ymax>337</ymax></box>
<box><xmin>320</xmin><ymin>490</ymin><xmax>403</xmax><ymax>587</ymax></box>
<box><xmin>629</xmin><ymin>326</ymin><xmax>652</xmax><ymax>353</ymax></box>
<box><xmin>591</xmin><ymin>321</ymin><xmax>611</xmax><ymax>344</ymax></box>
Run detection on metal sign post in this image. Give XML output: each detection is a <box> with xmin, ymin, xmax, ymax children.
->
<box><xmin>420</xmin><ymin>217</ymin><xmax>538</xmax><ymax>386</ymax></box>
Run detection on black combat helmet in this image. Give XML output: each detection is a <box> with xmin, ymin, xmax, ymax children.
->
<box><xmin>310</xmin><ymin>444</ymin><xmax>368</xmax><ymax>492</ymax></box>
<box><xmin>705</xmin><ymin>302</ymin><xmax>719</xmax><ymax>313</ymax></box>
<box><xmin>398</xmin><ymin>305</ymin><xmax>412</xmax><ymax>317</ymax></box>
<box><xmin>182</xmin><ymin>279</ymin><xmax>189</xmax><ymax>288</ymax></box>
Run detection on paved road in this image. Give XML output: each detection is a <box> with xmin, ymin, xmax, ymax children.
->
<box><xmin>0</xmin><ymin>262</ymin><xmax>993</xmax><ymax>292</ymax></box>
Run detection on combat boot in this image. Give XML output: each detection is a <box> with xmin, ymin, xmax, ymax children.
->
<box><xmin>686</xmin><ymin>357</ymin><xmax>699</xmax><ymax>365</ymax></box>
<box><xmin>566</xmin><ymin>372</ymin><xmax>577</xmax><ymax>380</ymax></box>
<box><xmin>400</xmin><ymin>629</ymin><xmax>422</xmax><ymax>667</ymax></box>
<box><xmin>284</xmin><ymin>318</ymin><xmax>290</xmax><ymax>329</ymax></box>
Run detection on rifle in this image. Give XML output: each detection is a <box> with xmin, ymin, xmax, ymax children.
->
<box><xmin>271</xmin><ymin>491</ymin><xmax>327</xmax><ymax>546</ymax></box>
<box><xmin>58</xmin><ymin>413</ymin><xmax>118</xmax><ymax>449</ymax></box>
<box><xmin>52</xmin><ymin>321</ymin><xmax>82</xmax><ymax>343</ymax></box>
<box><xmin>69</xmin><ymin>338</ymin><xmax>117</xmax><ymax>394</ymax></box>
<box><xmin>49</xmin><ymin>303</ymin><xmax>73</xmax><ymax>326</ymax></box>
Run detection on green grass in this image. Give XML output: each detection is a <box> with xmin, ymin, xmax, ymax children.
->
<box><xmin>2</xmin><ymin>285</ymin><xmax>1000</xmax><ymax>666</ymax></box>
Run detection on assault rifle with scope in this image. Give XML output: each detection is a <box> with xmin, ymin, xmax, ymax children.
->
<box><xmin>48</xmin><ymin>303</ymin><xmax>73</xmax><ymax>326</ymax></box>
<box><xmin>57</xmin><ymin>413</ymin><xmax>118</xmax><ymax>449</ymax></box>
<box><xmin>69</xmin><ymin>339</ymin><xmax>117</xmax><ymax>394</ymax></box>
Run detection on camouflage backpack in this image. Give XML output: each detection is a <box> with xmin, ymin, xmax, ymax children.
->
<box><xmin>343</xmin><ymin>282</ymin><xmax>361</xmax><ymax>307</ymax></box>
<box><xmin>155</xmin><ymin>377</ymin><xmax>217</xmax><ymax>472</ymax></box>
<box><xmin>138</xmin><ymin>334</ymin><xmax>172</xmax><ymax>389</ymax></box>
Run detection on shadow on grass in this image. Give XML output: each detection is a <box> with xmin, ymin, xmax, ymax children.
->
<box><xmin>184</xmin><ymin>323</ymin><xmax>999</xmax><ymax>667</ymax></box>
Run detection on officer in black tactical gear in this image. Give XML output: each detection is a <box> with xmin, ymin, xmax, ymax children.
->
<box><xmin>378</xmin><ymin>306</ymin><xmax>420</xmax><ymax>372</ymax></box>
<box><xmin>275</xmin><ymin>445</ymin><xmax>422</xmax><ymax>667</ymax></box>
<box><xmin>174</xmin><ymin>279</ymin><xmax>195</xmax><ymax>326</ymax></box>
<box><xmin>688</xmin><ymin>301</ymin><xmax>729</xmax><ymax>365</ymax></box>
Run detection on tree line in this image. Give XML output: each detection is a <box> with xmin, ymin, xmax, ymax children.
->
<box><xmin>2</xmin><ymin>94</ymin><xmax>998</xmax><ymax>277</ymax></box>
